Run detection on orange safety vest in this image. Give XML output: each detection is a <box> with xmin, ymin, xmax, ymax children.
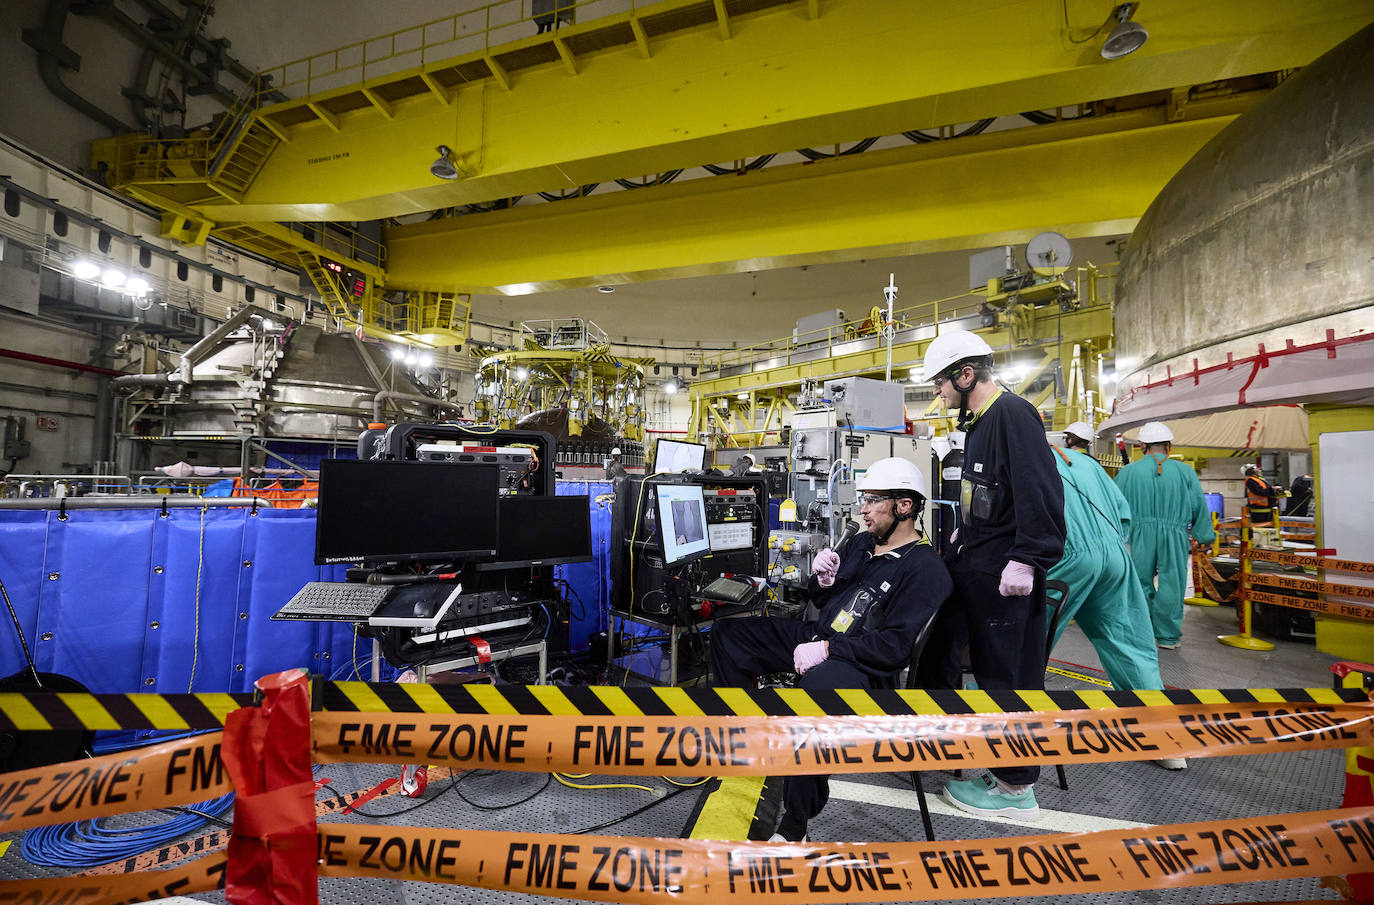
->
<box><xmin>1245</xmin><ymin>474</ymin><xmax>1274</xmax><ymax>508</ymax></box>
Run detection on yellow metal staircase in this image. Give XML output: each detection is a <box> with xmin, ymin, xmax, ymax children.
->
<box><xmin>208</xmin><ymin>119</ymin><xmax>281</xmax><ymax>199</ymax></box>
<box><xmin>296</xmin><ymin>252</ymin><xmax>354</xmax><ymax>321</ymax></box>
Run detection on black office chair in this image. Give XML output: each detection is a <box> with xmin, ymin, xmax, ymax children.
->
<box><xmin>1043</xmin><ymin>579</ymin><xmax>1071</xmax><ymax>792</ymax></box>
<box><xmin>904</xmin><ymin>606</ymin><xmax>945</xmax><ymax>842</ymax></box>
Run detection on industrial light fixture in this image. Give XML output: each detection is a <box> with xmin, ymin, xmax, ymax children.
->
<box><xmin>125</xmin><ymin>276</ymin><xmax>151</xmax><ymax>296</ymax></box>
<box><xmin>404</xmin><ymin>350</ymin><xmax>419</xmax><ymax>366</ymax></box>
<box><xmin>1100</xmin><ymin>3</ymin><xmax>1148</xmax><ymax>60</ymax></box>
<box><xmin>597</xmin><ymin>286</ymin><xmax>615</xmax><ymax>294</ymax></box>
<box><xmin>514</xmin><ymin>367</ymin><xmax>529</xmax><ymax>380</ymax></box>
<box><xmin>389</xmin><ymin>347</ymin><xmax>406</xmax><ymax>361</ymax></box>
<box><xmin>100</xmin><ymin>268</ymin><xmax>126</xmax><ymax>288</ymax></box>
<box><xmin>736</xmin><ymin>392</ymin><xmax>748</xmax><ymax>400</ymax></box>
<box><xmin>430</xmin><ymin>145</ymin><xmax>460</xmax><ymax>180</ymax></box>
<box><xmin>418</xmin><ymin>352</ymin><xmax>434</xmax><ymax>367</ymax></box>
<box><xmin>664</xmin><ymin>379</ymin><xmax>679</xmax><ymax>395</ymax></box>
<box><xmin>72</xmin><ymin>258</ymin><xmax>100</xmax><ymax>280</ymax></box>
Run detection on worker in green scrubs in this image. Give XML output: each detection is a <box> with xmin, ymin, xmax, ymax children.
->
<box><xmin>1114</xmin><ymin>422</ymin><xmax>1216</xmax><ymax>651</ymax></box>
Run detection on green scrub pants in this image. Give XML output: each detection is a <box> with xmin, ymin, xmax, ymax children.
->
<box><xmin>1048</xmin><ymin>540</ymin><xmax>1163</xmax><ymax>690</ymax></box>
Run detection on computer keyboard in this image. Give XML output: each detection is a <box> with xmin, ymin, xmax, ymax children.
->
<box><xmin>699</xmin><ymin>576</ymin><xmax>756</xmax><ymax>603</ymax></box>
<box><xmin>272</xmin><ymin>582</ymin><xmax>393</xmax><ymax>622</ymax></box>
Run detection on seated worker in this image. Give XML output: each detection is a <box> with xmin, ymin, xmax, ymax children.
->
<box><xmin>708</xmin><ymin>457</ymin><xmax>952</xmax><ymax>842</ymax></box>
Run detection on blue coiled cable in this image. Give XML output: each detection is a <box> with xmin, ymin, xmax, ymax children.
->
<box><xmin>21</xmin><ymin>792</ymin><xmax>234</xmax><ymax>868</ymax></box>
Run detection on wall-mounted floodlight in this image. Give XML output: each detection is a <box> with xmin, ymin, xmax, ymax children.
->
<box><xmin>1101</xmin><ymin>3</ymin><xmax>1148</xmax><ymax>60</ymax></box>
<box><xmin>430</xmin><ymin>145</ymin><xmax>460</xmax><ymax>180</ymax></box>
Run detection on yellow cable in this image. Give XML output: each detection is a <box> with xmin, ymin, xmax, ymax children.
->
<box><xmin>188</xmin><ymin>501</ymin><xmax>205</xmax><ymax>692</ymax></box>
<box><xmin>662</xmin><ymin>776</ymin><xmax>710</xmax><ymax>787</ymax></box>
<box><xmin>553</xmin><ymin>773</ymin><xmax>655</xmax><ymax>793</ymax></box>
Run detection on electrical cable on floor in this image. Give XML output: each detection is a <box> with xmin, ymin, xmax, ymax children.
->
<box><xmin>569</xmin><ymin>786</ymin><xmax>691</xmax><ymax>834</ymax></box>
<box><xmin>20</xmin><ymin>793</ymin><xmax>234</xmax><ymax>869</ymax></box>
<box><xmin>553</xmin><ymin>773</ymin><xmax>655</xmax><ymax>794</ymax></box>
<box><xmin>319</xmin><ymin>774</ymin><xmax>462</xmax><ymax>818</ymax></box>
<box><xmin>451</xmin><ymin>770</ymin><xmax>552</xmax><ymax>811</ymax></box>
<box><xmin>662</xmin><ymin>776</ymin><xmax>710</xmax><ymax>787</ymax></box>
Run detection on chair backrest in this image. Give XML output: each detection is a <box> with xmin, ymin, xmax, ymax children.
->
<box><xmin>1044</xmin><ymin>579</ymin><xmax>1070</xmax><ymax>660</ymax></box>
<box><xmin>904</xmin><ymin>605</ymin><xmax>945</xmax><ymax>689</ymax></box>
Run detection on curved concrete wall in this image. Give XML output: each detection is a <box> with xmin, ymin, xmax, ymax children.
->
<box><xmin>1114</xmin><ymin>23</ymin><xmax>1374</xmax><ymax>391</ymax></box>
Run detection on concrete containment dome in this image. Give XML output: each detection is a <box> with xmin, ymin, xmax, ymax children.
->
<box><xmin>1106</xmin><ymin>23</ymin><xmax>1374</xmax><ymax>430</ymax></box>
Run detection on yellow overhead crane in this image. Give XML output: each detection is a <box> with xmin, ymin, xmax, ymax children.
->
<box><xmin>87</xmin><ymin>1</ymin><xmax>1372</xmax><ymax>316</ymax></box>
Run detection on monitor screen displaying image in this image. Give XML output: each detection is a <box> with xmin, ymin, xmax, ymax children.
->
<box><xmin>654</xmin><ymin>439</ymin><xmax>706</xmax><ymax>474</ymax></box>
<box><xmin>656</xmin><ymin>483</ymin><xmax>711</xmax><ymax>566</ymax></box>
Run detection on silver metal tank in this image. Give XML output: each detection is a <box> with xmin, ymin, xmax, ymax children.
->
<box><xmin>1113</xmin><ymin>23</ymin><xmax>1374</xmax><ymax>401</ymax></box>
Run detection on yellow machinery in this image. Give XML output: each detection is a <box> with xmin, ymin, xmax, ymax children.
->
<box><xmin>688</xmin><ymin>264</ymin><xmax>1116</xmax><ymax>448</ymax></box>
<box><xmin>473</xmin><ymin>319</ymin><xmax>650</xmax><ymax>447</ymax></box>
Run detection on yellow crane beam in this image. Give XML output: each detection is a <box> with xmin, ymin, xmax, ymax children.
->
<box><xmin>383</xmin><ymin>101</ymin><xmax>1245</xmax><ymax>292</ymax></box>
<box><xmin>168</xmin><ymin>0</ymin><xmax>1368</xmax><ymax>224</ymax></box>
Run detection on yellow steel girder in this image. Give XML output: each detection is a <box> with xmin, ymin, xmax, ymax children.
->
<box><xmin>176</xmin><ymin>0</ymin><xmax>1369</xmax><ymax>224</ymax></box>
<box><xmin>691</xmin><ymin>303</ymin><xmax>1114</xmax><ymax>398</ymax></box>
<box><xmin>383</xmin><ymin>103</ymin><xmax>1243</xmax><ymax>292</ymax></box>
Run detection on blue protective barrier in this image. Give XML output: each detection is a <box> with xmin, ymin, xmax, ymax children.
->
<box><xmin>0</xmin><ymin>485</ymin><xmax>617</xmax><ymax>693</ymax></box>
<box><xmin>0</xmin><ymin>507</ymin><xmax>353</xmax><ymax>694</ymax></box>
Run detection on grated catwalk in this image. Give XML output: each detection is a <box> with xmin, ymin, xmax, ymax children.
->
<box><xmin>0</xmin><ymin>606</ymin><xmax>1349</xmax><ymax>902</ymax></box>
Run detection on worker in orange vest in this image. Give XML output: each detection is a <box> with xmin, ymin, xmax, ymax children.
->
<box><xmin>1242</xmin><ymin>464</ymin><xmax>1281</xmax><ymax>524</ymax></box>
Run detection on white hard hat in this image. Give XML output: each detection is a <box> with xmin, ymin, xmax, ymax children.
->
<box><xmin>1137</xmin><ymin>421</ymin><xmax>1174</xmax><ymax>444</ymax></box>
<box><xmin>744</xmin><ymin>453</ymin><xmax>755</xmax><ymax>463</ymax></box>
<box><xmin>610</xmin><ymin>447</ymin><xmax>621</xmax><ymax>456</ymax></box>
<box><xmin>1064</xmin><ymin>421</ymin><xmax>1096</xmax><ymax>443</ymax></box>
<box><xmin>855</xmin><ymin>457</ymin><xmax>928</xmax><ymax>498</ymax></box>
<box><xmin>1242</xmin><ymin>464</ymin><xmax>1257</xmax><ymax>475</ymax></box>
<box><xmin>922</xmin><ymin>330</ymin><xmax>994</xmax><ymax>382</ymax></box>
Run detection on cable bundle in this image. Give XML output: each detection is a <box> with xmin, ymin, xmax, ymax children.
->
<box><xmin>21</xmin><ymin>794</ymin><xmax>234</xmax><ymax>869</ymax></box>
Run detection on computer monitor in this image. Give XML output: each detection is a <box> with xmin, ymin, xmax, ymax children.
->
<box><xmin>315</xmin><ymin>459</ymin><xmax>500</xmax><ymax>565</ymax></box>
<box><xmin>656</xmin><ymin>483</ymin><xmax>710</xmax><ymax>566</ymax></box>
<box><xmin>654</xmin><ymin>439</ymin><xmax>706</xmax><ymax>473</ymax></box>
<box><xmin>476</xmin><ymin>495</ymin><xmax>594</xmax><ymax>570</ymax></box>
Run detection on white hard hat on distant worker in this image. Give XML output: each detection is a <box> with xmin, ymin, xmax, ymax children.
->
<box><xmin>1064</xmin><ymin>421</ymin><xmax>1096</xmax><ymax>443</ymax></box>
<box><xmin>610</xmin><ymin>447</ymin><xmax>621</xmax><ymax>456</ymax></box>
<box><xmin>921</xmin><ymin>330</ymin><xmax>994</xmax><ymax>383</ymax></box>
<box><xmin>855</xmin><ymin>457</ymin><xmax>929</xmax><ymax>499</ymax></box>
<box><xmin>1137</xmin><ymin>422</ymin><xmax>1174</xmax><ymax>444</ymax></box>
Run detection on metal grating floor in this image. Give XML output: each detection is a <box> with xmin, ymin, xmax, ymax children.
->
<box><xmin>0</xmin><ymin>604</ymin><xmax>1353</xmax><ymax>903</ymax></box>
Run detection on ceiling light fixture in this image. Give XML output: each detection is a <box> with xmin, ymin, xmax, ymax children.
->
<box><xmin>100</xmin><ymin>268</ymin><xmax>126</xmax><ymax>288</ymax></box>
<box><xmin>72</xmin><ymin>259</ymin><xmax>101</xmax><ymax>280</ymax></box>
<box><xmin>125</xmin><ymin>276</ymin><xmax>151</xmax><ymax>296</ymax></box>
<box><xmin>418</xmin><ymin>352</ymin><xmax>434</xmax><ymax>367</ymax></box>
<box><xmin>597</xmin><ymin>285</ymin><xmax>615</xmax><ymax>294</ymax></box>
<box><xmin>430</xmin><ymin>145</ymin><xmax>460</xmax><ymax>180</ymax></box>
<box><xmin>664</xmin><ymin>380</ymin><xmax>678</xmax><ymax>395</ymax></box>
<box><xmin>514</xmin><ymin>367</ymin><xmax>529</xmax><ymax>380</ymax></box>
<box><xmin>1100</xmin><ymin>3</ymin><xmax>1148</xmax><ymax>60</ymax></box>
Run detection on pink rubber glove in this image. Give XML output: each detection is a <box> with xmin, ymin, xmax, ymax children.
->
<box><xmin>950</xmin><ymin>528</ymin><xmax>959</xmax><ymax>544</ymax></box>
<box><xmin>793</xmin><ymin>640</ymin><xmax>828</xmax><ymax>674</ymax></box>
<box><xmin>812</xmin><ymin>549</ymin><xmax>841</xmax><ymax>587</ymax></box>
<box><xmin>998</xmin><ymin>560</ymin><xmax>1035</xmax><ymax>597</ymax></box>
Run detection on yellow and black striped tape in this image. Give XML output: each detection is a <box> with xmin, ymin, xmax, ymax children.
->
<box><xmin>2</xmin><ymin>684</ymin><xmax>1363</xmax><ymax>731</ymax></box>
<box><xmin>319</xmin><ymin>681</ymin><xmax>1364</xmax><ymax>719</ymax></box>
<box><xmin>0</xmin><ymin>691</ymin><xmax>254</xmax><ymax>731</ymax></box>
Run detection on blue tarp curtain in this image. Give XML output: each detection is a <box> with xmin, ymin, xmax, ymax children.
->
<box><xmin>0</xmin><ymin>482</ymin><xmax>612</xmax><ymax>694</ymax></box>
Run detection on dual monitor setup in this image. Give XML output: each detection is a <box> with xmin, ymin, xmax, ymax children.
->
<box><xmin>314</xmin><ymin>459</ymin><xmax>591</xmax><ymax>570</ymax></box>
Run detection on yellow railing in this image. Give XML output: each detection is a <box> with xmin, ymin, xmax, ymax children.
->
<box><xmin>256</xmin><ymin>0</ymin><xmax>601</xmax><ymax>100</ymax></box>
<box><xmin>700</xmin><ymin>290</ymin><xmax>988</xmax><ymax>377</ymax></box>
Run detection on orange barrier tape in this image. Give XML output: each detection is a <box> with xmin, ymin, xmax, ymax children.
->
<box><xmin>311</xmin><ymin>807</ymin><xmax>1374</xmax><ymax>902</ymax></box>
<box><xmin>13</xmin><ymin>808</ymin><xmax>1374</xmax><ymax>905</ymax></box>
<box><xmin>311</xmin><ymin>700</ymin><xmax>1374</xmax><ymax>776</ymax></box>
<box><xmin>0</xmin><ymin>733</ymin><xmax>228</xmax><ymax>834</ymax></box>
<box><xmin>0</xmin><ymin>850</ymin><xmax>226</xmax><ymax>905</ymax></box>
<box><xmin>1248</xmin><ymin>572</ymin><xmax>1374</xmax><ymax>603</ymax></box>
<box><xmin>1247</xmin><ymin>549</ymin><xmax>1374</xmax><ymax>575</ymax></box>
<box><xmin>1246</xmin><ymin>588</ymin><xmax>1374</xmax><ymax>622</ymax></box>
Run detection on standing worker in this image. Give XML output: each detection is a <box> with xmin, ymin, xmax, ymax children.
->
<box><xmin>1047</xmin><ymin>423</ymin><xmax>1186</xmax><ymax>770</ymax></box>
<box><xmin>1115</xmin><ymin>422</ymin><xmax>1215</xmax><ymax>650</ymax></box>
<box><xmin>603</xmin><ymin>447</ymin><xmax>628</xmax><ymax>480</ymax></box>
<box><xmin>917</xmin><ymin>330</ymin><xmax>1065</xmax><ymax>820</ymax></box>
<box><xmin>708</xmin><ymin>458</ymin><xmax>951</xmax><ymax>842</ymax></box>
<box><xmin>1243</xmin><ymin>464</ymin><xmax>1281</xmax><ymax>524</ymax></box>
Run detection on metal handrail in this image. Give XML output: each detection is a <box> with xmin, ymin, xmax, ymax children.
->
<box><xmin>256</xmin><ymin>0</ymin><xmax>598</xmax><ymax>100</ymax></box>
